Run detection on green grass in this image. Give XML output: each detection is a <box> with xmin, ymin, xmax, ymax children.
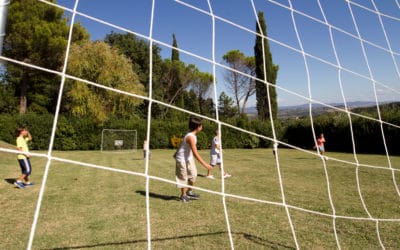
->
<box><xmin>1</xmin><ymin>144</ymin><xmax>400</xmax><ymax>249</ymax></box>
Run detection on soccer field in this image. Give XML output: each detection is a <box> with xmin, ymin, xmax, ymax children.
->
<box><xmin>1</xmin><ymin>147</ymin><xmax>400</xmax><ymax>249</ymax></box>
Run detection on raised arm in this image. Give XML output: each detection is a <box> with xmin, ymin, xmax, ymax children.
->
<box><xmin>187</xmin><ymin>135</ymin><xmax>212</xmax><ymax>170</ymax></box>
<box><xmin>26</xmin><ymin>130</ymin><xmax>32</xmax><ymax>141</ymax></box>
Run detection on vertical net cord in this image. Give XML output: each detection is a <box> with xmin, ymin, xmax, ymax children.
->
<box><xmin>370</xmin><ymin>0</ymin><xmax>400</xmax><ymax>198</ymax></box>
<box><xmin>254</xmin><ymin>0</ymin><xmax>281</xmax><ymax>201</ymax></box>
<box><xmin>347</xmin><ymin>1</ymin><xmax>386</xmax><ymax>248</ymax></box>
<box><xmin>369</xmin><ymin>0</ymin><xmax>400</xmax><ymax>247</ymax></box>
<box><xmin>286</xmin><ymin>0</ymin><xmax>319</xmax><ymax>163</ymax></box>
<box><xmin>286</xmin><ymin>0</ymin><xmax>314</xmax><ymax>248</ymax></box>
<box><xmin>347</xmin><ymin>0</ymin><xmax>377</xmax><ymax>218</ymax></box>
<box><xmin>369</xmin><ymin>1</ymin><xmax>400</xmax><ymax>79</ymax></box>
<box><xmin>316</xmin><ymin>1</ymin><xmax>356</xmax><ymax>248</ymax></box>
<box><xmin>27</xmin><ymin>0</ymin><xmax>81</xmax><ymax>249</ymax></box>
<box><xmin>0</xmin><ymin>0</ymin><xmax>9</xmax><ymax>56</ymax></box>
<box><xmin>205</xmin><ymin>1</ymin><xmax>235</xmax><ymax>249</ymax></box>
<box><xmin>144</xmin><ymin>1</ymin><xmax>157</xmax><ymax>249</ymax></box>
<box><xmin>349</xmin><ymin>1</ymin><xmax>393</xmax><ymax>177</ymax></box>
<box><xmin>255</xmin><ymin>1</ymin><xmax>299</xmax><ymax>249</ymax></box>
<box><xmin>207</xmin><ymin>0</ymin><xmax>235</xmax><ymax>250</ymax></box>
<box><xmin>368</xmin><ymin>2</ymin><xmax>400</xmax><ymax>242</ymax></box>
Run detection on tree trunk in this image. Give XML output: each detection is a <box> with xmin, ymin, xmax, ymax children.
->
<box><xmin>19</xmin><ymin>95</ymin><xmax>27</xmax><ymax>114</ymax></box>
<box><xmin>19</xmin><ymin>70</ymin><xmax>28</xmax><ymax>114</ymax></box>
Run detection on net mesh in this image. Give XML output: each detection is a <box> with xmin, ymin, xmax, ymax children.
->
<box><xmin>0</xmin><ymin>0</ymin><xmax>399</xmax><ymax>249</ymax></box>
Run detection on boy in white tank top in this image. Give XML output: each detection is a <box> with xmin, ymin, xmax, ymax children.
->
<box><xmin>175</xmin><ymin>116</ymin><xmax>212</xmax><ymax>202</ymax></box>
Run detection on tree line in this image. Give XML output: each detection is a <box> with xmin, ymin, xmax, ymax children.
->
<box><xmin>1</xmin><ymin>0</ymin><xmax>398</xmax><ymax>155</ymax></box>
<box><xmin>0</xmin><ymin>0</ymin><xmax>278</xmax><ymax>123</ymax></box>
<box><xmin>1</xmin><ymin>103</ymin><xmax>399</xmax><ymax>155</ymax></box>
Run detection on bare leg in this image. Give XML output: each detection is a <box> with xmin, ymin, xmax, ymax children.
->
<box><xmin>181</xmin><ymin>187</ymin><xmax>186</xmax><ymax>196</ymax></box>
<box><xmin>188</xmin><ymin>179</ymin><xmax>194</xmax><ymax>192</ymax></box>
<box><xmin>17</xmin><ymin>174</ymin><xmax>26</xmax><ymax>182</ymax></box>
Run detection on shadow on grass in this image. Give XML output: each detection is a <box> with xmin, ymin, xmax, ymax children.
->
<box><xmin>135</xmin><ymin>190</ymin><xmax>179</xmax><ymax>201</ymax></box>
<box><xmin>42</xmin><ymin>231</ymin><xmax>295</xmax><ymax>249</ymax></box>
<box><xmin>4</xmin><ymin>178</ymin><xmax>16</xmax><ymax>184</ymax></box>
<box><xmin>132</xmin><ymin>157</ymin><xmax>147</xmax><ymax>161</ymax></box>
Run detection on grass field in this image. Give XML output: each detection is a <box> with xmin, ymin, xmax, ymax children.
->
<box><xmin>1</xmin><ymin>142</ymin><xmax>400</xmax><ymax>249</ymax></box>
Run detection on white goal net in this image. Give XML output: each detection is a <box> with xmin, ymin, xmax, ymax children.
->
<box><xmin>101</xmin><ymin>129</ymin><xmax>137</xmax><ymax>152</ymax></box>
<box><xmin>0</xmin><ymin>0</ymin><xmax>400</xmax><ymax>249</ymax></box>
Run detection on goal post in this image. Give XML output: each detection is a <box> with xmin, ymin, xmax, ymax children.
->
<box><xmin>101</xmin><ymin>129</ymin><xmax>137</xmax><ymax>152</ymax></box>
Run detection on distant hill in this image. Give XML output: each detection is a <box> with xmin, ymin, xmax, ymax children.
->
<box><xmin>280</xmin><ymin>101</ymin><xmax>377</xmax><ymax>110</ymax></box>
<box><xmin>246</xmin><ymin>101</ymin><xmax>385</xmax><ymax>119</ymax></box>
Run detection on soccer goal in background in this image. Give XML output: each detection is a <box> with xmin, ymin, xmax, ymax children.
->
<box><xmin>100</xmin><ymin>129</ymin><xmax>137</xmax><ymax>152</ymax></box>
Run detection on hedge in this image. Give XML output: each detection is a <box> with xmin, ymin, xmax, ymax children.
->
<box><xmin>1</xmin><ymin>112</ymin><xmax>398</xmax><ymax>155</ymax></box>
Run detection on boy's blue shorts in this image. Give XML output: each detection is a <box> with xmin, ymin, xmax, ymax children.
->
<box><xmin>18</xmin><ymin>158</ymin><xmax>32</xmax><ymax>176</ymax></box>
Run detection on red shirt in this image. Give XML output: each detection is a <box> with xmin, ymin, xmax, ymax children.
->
<box><xmin>317</xmin><ymin>137</ymin><xmax>325</xmax><ymax>146</ymax></box>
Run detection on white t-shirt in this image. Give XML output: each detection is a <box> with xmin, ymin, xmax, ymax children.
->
<box><xmin>175</xmin><ymin>132</ymin><xmax>196</xmax><ymax>162</ymax></box>
<box><xmin>210</xmin><ymin>136</ymin><xmax>220</xmax><ymax>155</ymax></box>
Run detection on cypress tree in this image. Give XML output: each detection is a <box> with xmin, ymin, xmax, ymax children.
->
<box><xmin>171</xmin><ymin>33</ymin><xmax>180</xmax><ymax>61</ymax></box>
<box><xmin>254</xmin><ymin>11</ymin><xmax>279</xmax><ymax>121</ymax></box>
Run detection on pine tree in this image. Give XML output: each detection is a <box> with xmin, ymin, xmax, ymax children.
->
<box><xmin>222</xmin><ymin>50</ymin><xmax>256</xmax><ymax>116</ymax></box>
<box><xmin>254</xmin><ymin>11</ymin><xmax>279</xmax><ymax>121</ymax></box>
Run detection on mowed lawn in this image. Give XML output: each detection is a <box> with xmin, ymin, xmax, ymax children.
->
<box><xmin>1</xmin><ymin>143</ymin><xmax>400</xmax><ymax>249</ymax></box>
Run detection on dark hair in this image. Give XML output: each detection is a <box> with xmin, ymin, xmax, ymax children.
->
<box><xmin>188</xmin><ymin>116</ymin><xmax>202</xmax><ymax>131</ymax></box>
<box><xmin>16</xmin><ymin>127</ymin><xmax>26</xmax><ymax>137</ymax></box>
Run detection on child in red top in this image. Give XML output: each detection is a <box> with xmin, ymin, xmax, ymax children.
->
<box><xmin>316</xmin><ymin>133</ymin><xmax>326</xmax><ymax>155</ymax></box>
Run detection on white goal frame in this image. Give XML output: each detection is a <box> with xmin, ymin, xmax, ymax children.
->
<box><xmin>100</xmin><ymin>129</ymin><xmax>137</xmax><ymax>152</ymax></box>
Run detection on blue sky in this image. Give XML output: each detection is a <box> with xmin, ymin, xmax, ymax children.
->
<box><xmin>56</xmin><ymin>0</ymin><xmax>400</xmax><ymax>107</ymax></box>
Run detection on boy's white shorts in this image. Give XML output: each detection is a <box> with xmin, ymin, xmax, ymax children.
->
<box><xmin>210</xmin><ymin>153</ymin><xmax>221</xmax><ymax>166</ymax></box>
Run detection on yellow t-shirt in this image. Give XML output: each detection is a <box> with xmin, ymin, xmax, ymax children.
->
<box><xmin>16</xmin><ymin>136</ymin><xmax>30</xmax><ymax>160</ymax></box>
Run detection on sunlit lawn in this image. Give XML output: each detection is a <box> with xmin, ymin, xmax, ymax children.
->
<box><xmin>1</xmin><ymin>143</ymin><xmax>399</xmax><ymax>249</ymax></box>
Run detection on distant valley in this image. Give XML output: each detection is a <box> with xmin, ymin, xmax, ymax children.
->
<box><xmin>245</xmin><ymin>101</ymin><xmax>380</xmax><ymax>119</ymax></box>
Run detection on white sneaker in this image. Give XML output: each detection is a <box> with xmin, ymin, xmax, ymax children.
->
<box><xmin>223</xmin><ymin>173</ymin><xmax>231</xmax><ymax>178</ymax></box>
<box><xmin>206</xmin><ymin>175</ymin><xmax>215</xmax><ymax>179</ymax></box>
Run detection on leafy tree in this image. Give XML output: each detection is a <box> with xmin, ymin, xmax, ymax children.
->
<box><xmin>0</xmin><ymin>74</ymin><xmax>18</xmax><ymax>114</ymax></box>
<box><xmin>104</xmin><ymin>32</ymin><xmax>163</xmax><ymax>92</ymax></box>
<box><xmin>190</xmin><ymin>70</ymin><xmax>213</xmax><ymax>115</ymax></box>
<box><xmin>64</xmin><ymin>41</ymin><xmax>145</xmax><ymax>123</ymax></box>
<box><xmin>182</xmin><ymin>89</ymin><xmax>200</xmax><ymax>114</ymax></box>
<box><xmin>201</xmin><ymin>97</ymin><xmax>215</xmax><ymax>117</ymax></box>
<box><xmin>254</xmin><ymin>11</ymin><xmax>279</xmax><ymax>121</ymax></box>
<box><xmin>218</xmin><ymin>91</ymin><xmax>237</xmax><ymax>118</ymax></box>
<box><xmin>222</xmin><ymin>50</ymin><xmax>256</xmax><ymax>115</ymax></box>
<box><xmin>3</xmin><ymin>0</ymin><xmax>89</xmax><ymax>114</ymax></box>
<box><xmin>159</xmin><ymin>60</ymin><xmax>196</xmax><ymax>105</ymax></box>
